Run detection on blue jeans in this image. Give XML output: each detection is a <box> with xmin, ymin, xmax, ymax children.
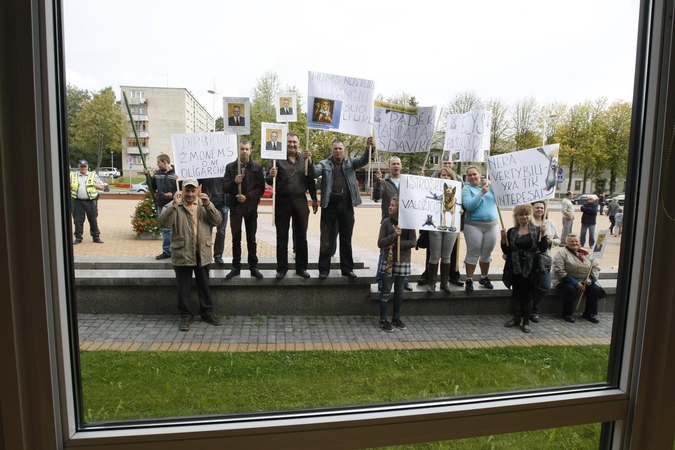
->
<box><xmin>532</xmin><ymin>271</ymin><xmax>552</xmax><ymax>316</ymax></box>
<box><xmin>213</xmin><ymin>204</ymin><xmax>229</xmax><ymax>259</ymax></box>
<box><xmin>380</xmin><ymin>274</ymin><xmax>405</xmax><ymax>320</ymax></box>
<box><xmin>157</xmin><ymin>205</ymin><xmax>171</xmax><ymax>255</ymax></box>
<box><xmin>580</xmin><ymin>223</ymin><xmax>596</xmax><ymax>247</ymax></box>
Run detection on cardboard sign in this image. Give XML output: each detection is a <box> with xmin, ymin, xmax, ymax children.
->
<box><xmin>223</xmin><ymin>97</ymin><xmax>250</xmax><ymax>135</ymax></box>
<box><xmin>171</xmin><ymin>132</ymin><xmax>237</xmax><ymax>179</ymax></box>
<box><xmin>443</xmin><ymin>109</ymin><xmax>492</xmax><ymax>162</ymax></box>
<box><xmin>398</xmin><ymin>175</ymin><xmax>463</xmax><ymax>232</ymax></box>
<box><xmin>373</xmin><ymin>102</ymin><xmax>436</xmax><ymax>153</ymax></box>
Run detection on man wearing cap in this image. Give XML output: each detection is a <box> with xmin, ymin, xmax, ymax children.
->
<box><xmin>158</xmin><ymin>177</ymin><xmax>223</xmax><ymax>331</ymax></box>
<box><xmin>560</xmin><ymin>191</ymin><xmax>575</xmax><ymax>246</ymax></box>
<box><xmin>70</xmin><ymin>159</ymin><xmax>105</xmax><ymax>244</ymax></box>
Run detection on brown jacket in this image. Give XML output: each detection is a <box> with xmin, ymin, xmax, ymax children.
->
<box><xmin>552</xmin><ymin>247</ymin><xmax>600</xmax><ymax>287</ymax></box>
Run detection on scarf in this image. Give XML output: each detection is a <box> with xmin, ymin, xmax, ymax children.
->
<box><xmin>567</xmin><ymin>246</ymin><xmax>589</xmax><ymax>262</ymax></box>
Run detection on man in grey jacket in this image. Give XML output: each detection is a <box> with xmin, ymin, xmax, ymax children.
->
<box><xmin>308</xmin><ymin>136</ymin><xmax>374</xmax><ymax>278</ymax></box>
<box><xmin>158</xmin><ymin>177</ymin><xmax>223</xmax><ymax>331</ymax></box>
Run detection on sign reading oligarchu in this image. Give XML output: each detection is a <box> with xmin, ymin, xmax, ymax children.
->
<box><xmin>171</xmin><ymin>132</ymin><xmax>237</xmax><ymax>180</ymax></box>
<box><xmin>373</xmin><ymin>102</ymin><xmax>436</xmax><ymax>153</ymax></box>
<box><xmin>487</xmin><ymin>144</ymin><xmax>560</xmax><ymax>206</ymax></box>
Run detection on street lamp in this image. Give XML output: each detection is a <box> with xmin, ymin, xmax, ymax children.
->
<box><xmin>207</xmin><ymin>87</ymin><xmax>217</xmax><ymax>132</ymax></box>
<box><xmin>542</xmin><ymin>113</ymin><xmax>557</xmax><ymax>146</ymax></box>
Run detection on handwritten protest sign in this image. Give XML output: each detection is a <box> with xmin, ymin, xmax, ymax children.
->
<box><xmin>487</xmin><ymin>144</ymin><xmax>560</xmax><ymax>207</ymax></box>
<box><xmin>443</xmin><ymin>109</ymin><xmax>492</xmax><ymax>162</ymax></box>
<box><xmin>373</xmin><ymin>102</ymin><xmax>436</xmax><ymax>153</ymax></box>
<box><xmin>171</xmin><ymin>132</ymin><xmax>237</xmax><ymax>180</ymax></box>
<box><xmin>307</xmin><ymin>71</ymin><xmax>375</xmax><ymax>137</ymax></box>
<box><xmin>275</xmin><ymin>92</ymin><xmax>297</xmax><ymax>123</ymax></box>
<box><xmin>591</xmin><ymin>229</ymin><xmax>610</xmax><ymax>259</ymax></box>
<box><xmin>223</xmin><ymin>97</ymin><xmax>250</xmax><ymax>135</ymax></box>
<box><xmin>398</xmin><ymin>175</ymin><xmax>463</xmax><ymax>232</ymax></box>
<box><xmin>260</xmin><ymin>122</ymin><xmax>288</xmax><ymax>160</ymax></box>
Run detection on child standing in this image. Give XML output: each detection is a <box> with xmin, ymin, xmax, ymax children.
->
<box><xmin>377</xmin><ymin>197</ymin><xmax>417</xmax><ymax>332</ymax></box>
<box><xmin>614</xmin><ymin>208</ymin><xmax>624</xmax><ymax>237</ymax></box>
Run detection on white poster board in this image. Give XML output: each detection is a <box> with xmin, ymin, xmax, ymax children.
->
<box><xmin>591</xmin><ymin>228</ymin><xmax>610</xmax><ymax>259</ymax></box>
<box><xmin>275</xmin><ymin>92</ymin><xmax>298</xmax><ymax>123</ymax></box>
<box><xmin>171</xmin><ymin>132</ymin><xmax>237</xmax><ymax>180</ymax></box>
<box><xmin>307</xmin><ymin>70</ymin><xmax>375</xmax><ymax>137</ymax></box>
<box><xmin>260</xmin><ymin>123</ymin><xmax>288</xmax><ymax>160</ymax></box>
<box><xmin>373</xmin><ymin>102</ymin><xmax>436</xmax><ymax>153</ymax></box>
<box><xmin>487</xmin><ymin>144</ymin><xmax>560</xmax><ymax>207</ymax></box>
<box><xmin>398</xmin><ymin>175</ymin><xmax>463</xmax><ymax>232</ymax></box>
<box><xmin>223</xmin><ymin>97</ymin><xmax>250</xmax><ymax>135</ymax></box>
<box><xmin>443</xmin><ymin>109</ymin><xmax>492</xmax><ymax>162</ymax></box>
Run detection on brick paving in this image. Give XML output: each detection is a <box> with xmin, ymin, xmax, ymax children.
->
<box><xmin>76</xmin><ymin>195</ymin><xmax>621</xmax><ymax>351</ymax></box>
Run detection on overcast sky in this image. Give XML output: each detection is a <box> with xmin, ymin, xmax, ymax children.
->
<box><xmin>63</xmin><ymin>0</ymin><xmax>641</xmax><ymax>118</ymax></box>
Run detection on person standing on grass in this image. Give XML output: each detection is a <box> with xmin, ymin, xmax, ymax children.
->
<box><xmin>377</xmin><ymin>197</ymin><xmax>416</xmax><ymax>332</ymax></box>
<box><xmin>158</xmin><ymin>177</ymin><xmax>223</xmax><ymax>331</ymax></box>
<box><xmin>144</xmin><ymin>154</ymin><xmax>178</xmax><ymax>260</ymax></box>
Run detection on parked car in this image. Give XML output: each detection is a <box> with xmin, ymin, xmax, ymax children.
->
<box><xmin>97</xmin><ymin>167</ymin><xmax>121</xmax><ymax>178</ymax></box>
<box><xmin>262</xmin><ymin>184</ymin><xmax>274</xmax><ymax>198</ymax></box>
<box><xmin>131</xmin><ymin>181</ymin><xmax>149</xmax><ymax>193</ymax></box>
<box><xmin>615</xmin><ymin>194</ymin><xmax>625</xmax><ymax>206</ymax></box>
<box><xmin>572</xmin><ymin>194</ymin><xmax>599</xmax><ymax>205</ymax></box>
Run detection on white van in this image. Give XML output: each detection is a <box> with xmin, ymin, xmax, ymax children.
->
<box><xmin>97</xmin><ymin>167</ymin><xmax>121</xmax><ymax>178</ymax></box>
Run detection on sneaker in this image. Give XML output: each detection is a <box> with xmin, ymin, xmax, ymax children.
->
<box><xmin>522</xmin><ymin>324</ymin><xmax>531</xmax><ymax>333</ymax></box>
<box><xmin>155</xmin><ymin>252</ymin><xmax>171</xmax><ymax>260</ymax></box>
<box><xmin>583</xmin><ymin>313</ymin><xmax>600</xmax><ymax>324</ymax></box>
<box><xmin>479</xmin><ymin>277</ymin><xmax>494</xmax><ymax>289</ymax></box>
<box><xmin>179</xmin><ymin>316</ymin><xmax>192</xmax><ymax>331</ymax></box>
<box><xmin>391</xmin><ymin>318</ymin><xmax>407</xmax><ymax>330</ymax></box>
<box><xmin>379</xmin><ymin>320</ymin><xmax>394</xmax><ymax>332</ymax></box>
<box><xmin>465</xmin><ymin>278</ymin><xmax>474</xmax><ymax>292</ymax></box>
<box><xmin>203</xmin><ymin>314</ymin><xmax>223</xmax><ymax>326</ymax></box>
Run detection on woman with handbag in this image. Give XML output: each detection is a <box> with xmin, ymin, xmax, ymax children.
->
<box><xmin>500</xmin><ymin>204</ymin><xmax>548</xmax><ymax>333</ymax></box>
<box><xmin>529</xmin><ymin>200</ymin><xmax>560</xmax><ymax>323</ymax></box>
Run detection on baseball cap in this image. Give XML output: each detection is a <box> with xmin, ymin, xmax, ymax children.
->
<box><xmin>78</xmin><ymin>159</ymin><xmax>88</xmax><ymax>166</ymax></box>
<box><xmin>183</xmin><ymin>177</ymin><xmax>199</xmax><ymax>188</ymax></box>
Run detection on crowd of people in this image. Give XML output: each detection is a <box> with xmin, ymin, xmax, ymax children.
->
<box><xmin>71</xmin><ymin>135</ymin><xmax>617</xmax><ymax>332</ymax></box>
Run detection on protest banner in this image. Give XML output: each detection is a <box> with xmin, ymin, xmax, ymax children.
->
<box><xmin>591</xmin><ymin>229</ymin><xmax>610</xmax><ymax>259</ymax></box>
<box><xmin>223</xmin><ymin>97</ymin><xmax>250</xmax><ymax>135</ymax></box>
<box><xmin>275</xmin><ymin>92</ymin><xmax>297</xmax><ymax>123</ymax></box>
<box><xmin>398</xmin><ymin>175</ymin><xmax>463</xmax><ymax>233</ymax></box>
<box><xmin>487</xmin><ymin>144</ymin><xmax>560</xmax><ymax>207</ymax></box>
<box><xmin>443</xmin><ymin>109</ymin><xmax>492</xmax><ymax>162</ymax></box>
<box><xmin>373</xmin><ymin>102</ymin><xmax>436</xmax><ymax>153</ymax></box>
<box><xmin>307</xmin><ymin>71</ymin><xmax>375</xmax><ymax>137</ymax></box>
<box><xmin>171</xmin><ymin>132</ymin><xmax>237</xmax><ymax>180</ymax></box>
<box><xmin>260</xmin><ymin>123</ymin><xmax>288</xmax><ymax>160</ymax></box>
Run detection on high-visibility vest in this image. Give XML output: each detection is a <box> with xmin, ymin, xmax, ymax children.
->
<box><xmin>70</xmin><ymin>171</ymin><xmax>99</xmax><ymax>199</ymax></box>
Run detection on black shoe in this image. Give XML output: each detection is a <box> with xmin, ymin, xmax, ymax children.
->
<box><xmin>403</xmin><ymin>282</ymin><xmax>413</xmax><ymax>291</ymax></box>
<box><xmin>251</xmin><ymin>268</ymin><xmax>264</xmax><ymax>279</ymax></box>
<box><xmin>73</xmin><ymin>239</ymin><xmax>82</xmax><ymax>245</ymax></box>
<box><xmin>417</xmin><ymin>277</ymin><xmax>428</xmax><ymax>286</ymax></box>
<box><xmin>155</xmin><ymin>252</ymin><xmax>171</xmax><ymax>260</ymax></box>
<box><xmin>379</xmin><ymin>320</ymin><xmax>394</xmax><ymax>332</ymax></box>
<box><xmin>276</xmin><ymin>271</ymin><xmax>286</xmax><ymax>280</ymax></box>
<box><xmin>522</xmin><ymin>324</ymin><xmax>531</xmax><ymax>333</ymax></box>
<box><xmin>93</xmin><ymin>238</ymin><xmax>104</xmax><ymax>244</ymax></box>
<box><xmin>563</xmin><ymin>315</ymin><xmax>576</xmax><ymax>323</ymax></box>
<box><xmin>295</xmin><ymin>270</ymin><xmax>310</xmax><ymax>278</ymax></box>
<box><xmin>203</xmin><ymin>314</ymin><xmax>223</xmax><ymax>326</ymax></box>
<box><xmin>391</xmin><ymin>317</ymin><xmax>407</xmax><ymax>330</ymax></box>
<box><xmin>505</xmin><ymin>318</ymin><xmax>521</xmax><ymax>327</ymax></box>
<box><xmin>179</xmin><ymin>316</ymin><xmax>192</xmax><ymax>331</ymax></box>
<box><xmin>449</xmin><ymin>278</ymin><xmax>464</xmax><ymax>287</ymax></box>
<box><xmin>465</xmin><ymin>278</ymin><xmax>474</xmax><ymax>291</ymax></box>
<box><xmin>214</xmin><ymin>257</ymin><xmax>224</xmax><ymax>264</ymax></box>
<box><xmin>342</xmin><ymin>271</ymin><xmax>357</xmax><ymax>279</ymax></box>
<box><xmin>583</xmin><ymin>313</ymin><xmax>600</xmax><ymax>324</ymax></box>
<box><xmin>530</xmin><ymin>315</ymin><xmax>540</xmax><ymax>323</ymax></box>
<box><xmin>319</xmin><ymin>271</ymin><xmax>328</xmax><ymax>279</ymax></box>
<box><xmin>225</xmin><ymin>269</ymin><xmax>240</xmax><ymax>279</ymax></box>
<box><xmin>479</xmin><ymin>277</ymin><xmax>494</xmax><ymax>289</ymax></box>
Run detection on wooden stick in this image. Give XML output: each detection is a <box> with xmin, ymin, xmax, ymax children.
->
<box><xmin>305</xmin><ymin>127</ymin><xmax>310</xmax><ymax>176</ymax></box>
<box><xmin>539</xmin><ymin>200</ymin><xmax>549</xmax><ymax>241</ymax></box>
<box><xmin>397</xmin><ymin>235</ymin><xmax>401</xmax><ymax>262</ymax></box>
<box><xmin>237</xmin><ymin>135</ymin><xmax>242</xmax><ymax>195</ymax></box>
<box><xmin>455</xmin><ymin>233</ymin><xmax>461</xmax><ymax>272</ymax></box>
<box><xmin>497</xmin><ymin>205</ymin><xmax>508</xmax><ymax>246</ymax></box>
<box><xmin>272</xmin><ymin>160</ymin><xmax>277</xmax><ymax>227</ymax></box>
<box><xmin>576</xmin><ymin>260</ymin><xmax>596</xmax><ymax>310</ymax></box>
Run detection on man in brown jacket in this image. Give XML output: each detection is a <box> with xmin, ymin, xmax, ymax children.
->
<box><xmin>158</xmin><ymin>177</ymin><xmax>223</xmax><ymax>331</ymax></box>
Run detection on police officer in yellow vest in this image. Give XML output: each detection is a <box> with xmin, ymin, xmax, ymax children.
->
<box><xmin>70</xmin><ymin>159</ymin><xmax>105</xmax><ymax>244</ymax></box>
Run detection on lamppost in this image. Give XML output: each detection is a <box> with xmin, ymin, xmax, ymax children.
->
<box><xmin>542</xmin><ymin>113</ymin><xmax>557</xmax><ymax>146</ymax></box>
<box><xmin>110</xmin><ymin>149</ymin><xmax>114</xmax><ymax>169</ymax></box>
<box><xmin>207</xmin><ymin>88</ymin><xmax>217</xmax><ymax>132</ymax></box>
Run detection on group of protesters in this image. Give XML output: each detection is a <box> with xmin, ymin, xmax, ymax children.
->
<box><xmin>138</xmin><ymin>133</ymin><xmax>606</xmax><ymax>333</ymax></box>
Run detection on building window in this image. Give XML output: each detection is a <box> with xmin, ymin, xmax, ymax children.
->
<box><xmin>575</xmin><ymin>180</ymin><xmax>582</xmax><ymax>190</ymax></box>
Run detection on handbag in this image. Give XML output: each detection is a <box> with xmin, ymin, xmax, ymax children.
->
<box><xmin>536</xmin><ymin>252</ymin><xmax>552</xmax><ymax>274</ymax></box>
<box><xmin>416</xmin><ymin>230</ymin><xmax>429</xmax><ymax>250</ymax></box>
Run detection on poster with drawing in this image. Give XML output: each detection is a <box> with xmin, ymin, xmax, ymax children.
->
<box><xmin>373</xmin><ymin>102</ymin><xmax>436</xmax><ymax>153</ymax></box>
<box><xmin>591</xmin><ymin>229</ymin><xmax>610</xmax><ymax>259</ymax></box>
<box><xmin>171</xmin><ymin>132</ymin><xmax>237</xmax><ymax>179</ymax></box>
<box><xmin>443</xmin><ymin>109</ymin><xmax>492</xmax><ymax>162</ymax></box>
<box><xmin>223</xmin><ymin>97</ymin><xmax>250</xmax><ymax>135</ymax></box>
<box><xmin>487</xmin><ymin>144</ymin><xmax>560</xmax><ymax>207</ymax></box>
<box><xmin>307</xmin><ymin>70</ymin><xmax>375</xmax><ymax>137</ymax></box>
<box><xmin>260</xmin><ymin>123</ymin><xmax>288</xmax><ymax>160</ymax></box>
<box><xmin>275</xmin><ymin>92</ymin><xmax>298</xmax><ymax>123</ymax></box>
<box><xmin>398</xmin><ymin>175</ymin><xmax>463</xmax><ymax>232</ymax></box>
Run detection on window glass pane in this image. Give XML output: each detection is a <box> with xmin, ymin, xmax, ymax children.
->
<box><xmin>65</xmin><ymin>0</ymin><xmax>638</xmax><ymax>426</ymax></box>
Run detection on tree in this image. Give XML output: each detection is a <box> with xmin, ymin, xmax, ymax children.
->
<box><xmin>215</xmin><ymin>116</ymin><xmax>224</xmax><ymax>132</ymax></box>
<box><xmin>66</xmin><ymin>83</ymin><xmax>90</xmax><ymax>125</ymax></box>
<box><xmin>70</xmin><ymin>87</ymin><xmax>126</xmax><ymax>170</ymax></box>
<box><xmin>602</xmin><ymin>101</ymin><xmax>632</xmax><ymax>194</ymax></box>
<box><xmin>510</xmin><ymin>96</ymin><xmax>540</xmax><ymax>150</ymax></box>
<box><xmin>485</xmin><ymin>97</ymin><xmax>510</xmax><ymax>155</ymax></box>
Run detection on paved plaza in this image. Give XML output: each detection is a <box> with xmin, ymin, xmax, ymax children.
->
<box><xmin>76</xmin><ymin>195</ymin><xmax>622</xmax><ymax>351</ymax></box>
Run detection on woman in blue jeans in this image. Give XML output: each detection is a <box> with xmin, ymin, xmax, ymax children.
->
<box><xmin>530</xmin><ymin>201</ymin><xmax>560</xmax><ymax>322</ymax></box>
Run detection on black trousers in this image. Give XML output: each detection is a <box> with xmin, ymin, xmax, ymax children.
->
<box><xmin>230</xmin><ymin>203</ymin><xmax>258</xmax><ymax>269</ymax></box>
<box><xmin>511</xmin><ymin>275</ymin><xmax>535</xmax><ymax>325</ymax></box>
<box><xmin>72</xmin><ymin>198</ymin><xmax>100</xmax><ymax>240</ymax></box>
<box><xmin>319</xmin><ymin>198</ymin><xmax>354</xmax><ymax>274</ymax></box>
<box><xmin>174</xmin><ymin>264</ymin><xmax>214</xmax><ymax>318</ymax></box>
<box><xmin>275</xmin><ymin>196</ymin><xmax>309</xmax><ymax>272</ymax></box>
